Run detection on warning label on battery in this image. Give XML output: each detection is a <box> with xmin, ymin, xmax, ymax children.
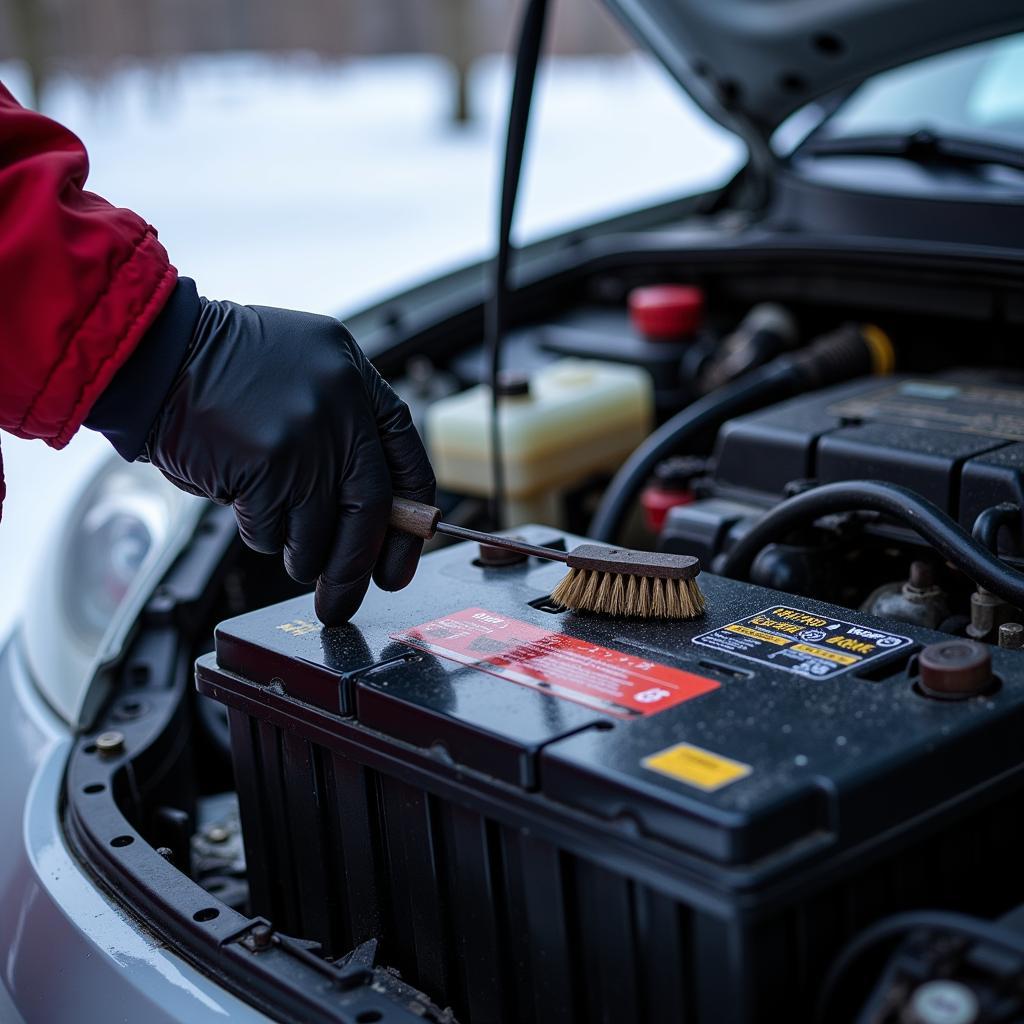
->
<box><xmin>643</xmin><ymin>742</ymin><xmax>752</xmax><ymax>792</ymax></box>
<box><xmin>391</xmin><ymin>607</ymin><xmax>719</xmax><ymax>718</ymax></box>
<box><xmin>692</xmin><ymin>605</ymin><xmax>913</xmax><ymax>679</ymax></box>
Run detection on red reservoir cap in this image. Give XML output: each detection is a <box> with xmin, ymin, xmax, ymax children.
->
<box><xmin>629</xmin><ymin>285</ymin><xmax>704</xmax><ymax>341</ymax></box>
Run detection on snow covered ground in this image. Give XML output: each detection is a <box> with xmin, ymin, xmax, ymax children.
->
<box><xmin>0</xmin><ymin>52</ymin><xmax>742</xmax><ymax>642</ymax></box>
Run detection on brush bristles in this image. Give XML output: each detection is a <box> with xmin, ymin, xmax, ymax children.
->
<box><xmin>550</xmin><ymin>568</ymin><xmax>705</xmax><ymax>620</ymax></box>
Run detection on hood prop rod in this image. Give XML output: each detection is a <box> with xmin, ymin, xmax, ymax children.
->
<box><xmin>487</xmin><ymin>0</ymin><xmax>549</xmax><ymax>529</ymax></box>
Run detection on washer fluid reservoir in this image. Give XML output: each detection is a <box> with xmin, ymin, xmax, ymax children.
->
<box><xmin>427</xmin><ymin>358</ymin><xmax>653</xmax><ymax>526</ymax></box>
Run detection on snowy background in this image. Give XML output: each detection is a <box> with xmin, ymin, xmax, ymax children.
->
<box><xmin>0</xmin><ymin>53</ymin><xmax>741</xmax><ymax>641</ymax></box>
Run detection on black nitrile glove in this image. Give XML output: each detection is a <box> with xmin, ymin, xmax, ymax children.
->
<box><xmin>87</xmin><ymin>279</ymin><xmax>434</xmax><ymax>625</ymax></box>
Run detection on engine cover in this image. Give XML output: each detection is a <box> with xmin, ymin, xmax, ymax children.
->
<box><xmin>197</xmin><ymin>528</ymin><xmax>1024</xmax><ymax>1024</ymax></box>
<box><xmin>714</xmin><ymin>371</ymin><xmax>1024</xmax><ymax>525</ymax></box>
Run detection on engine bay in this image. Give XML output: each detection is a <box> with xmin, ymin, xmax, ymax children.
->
<box><xmin>63</xmin><ymin>243</ymin><xmax>1024</xmax><ymax>1024</ymax></box>
<box><xmin>401</xmin><ymin>262</ymin><xmax>1024</xmax><ymax>648</ymax></box>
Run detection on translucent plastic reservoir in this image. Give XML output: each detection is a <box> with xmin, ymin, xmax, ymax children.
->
<box><xmin>427</xmin><ymin>359</ymin><xmax>654</xmax><ymax>525</ymax></box>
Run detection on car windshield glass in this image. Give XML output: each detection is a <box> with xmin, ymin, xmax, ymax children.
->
<box><xmin>807</xmin><ymin>33</ymin><xmax>1024</xmax><ymax>154</ymax></box>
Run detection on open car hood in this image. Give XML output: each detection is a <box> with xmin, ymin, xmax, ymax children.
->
<box><xmin>603</xmin><ymin>0</ymin><xmax>1024</xmax><ymax>146</ymax></box>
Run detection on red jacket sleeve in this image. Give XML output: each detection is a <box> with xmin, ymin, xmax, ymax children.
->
<box><xmin>0</xmin><ymin>83</ymin><xmax>177</xmax><ymax>450</ymax></box>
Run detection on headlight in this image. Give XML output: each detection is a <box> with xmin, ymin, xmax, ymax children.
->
<box><xmin>21</xmin><ymin>457</ymin><xmax>205</xmax><ymax>728</ymax></box>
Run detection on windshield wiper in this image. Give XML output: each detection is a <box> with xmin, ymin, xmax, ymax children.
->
<box><xmin>798</xmin><ymin>129</ymin><xmax>1024</xmax><ymax>174</ymax></box>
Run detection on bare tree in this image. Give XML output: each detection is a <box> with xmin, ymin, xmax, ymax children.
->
<box><xmin>436</xmin><ymin>0</ymin><xmax>475</xmax><ymax>124</ymax></box>
<box><xmin>0</xmin><ymin>0</ymin><xmax>631</xmax><ymax>104</ymax></box>
<box><xmin>9</xmin><ymin>0</ymin><xmax>45</xmax><ymax>106</ymax></box>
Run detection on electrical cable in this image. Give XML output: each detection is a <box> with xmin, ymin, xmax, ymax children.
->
<box><xmin>720</xmin><ymin>480</ymin><xmax>1024</xmax><ymax>608</ymax></box>
<box><xmin>815</xmin><ymin>909</ymin><xmax>1024</xmax><ymax>1023</ymax></box>
<box><xmin>487</xmin><ymin>0</ymin><xmax>548</xmax><ymax>529</ymax></box>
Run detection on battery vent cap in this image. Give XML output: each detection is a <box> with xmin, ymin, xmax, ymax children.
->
<box><xmin>918</xmin><ymin>639</ymin><xmax>991</xmax><ymax>699</ymax></box>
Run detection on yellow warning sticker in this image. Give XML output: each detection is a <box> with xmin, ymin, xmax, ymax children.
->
<box><xmin>642</xmin><ymin>742</ymin><xmax>752</xmax><ymax>792</ymax></box>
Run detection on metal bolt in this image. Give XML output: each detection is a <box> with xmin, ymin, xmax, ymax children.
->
<box><xmin>908</xmin><ymin>560</ymin><xmax>935</xmax><ymax>590</ymax></box>
<box><xmin>250</xmin><ymin>924</ymin><xmax>273</xmax><ymax>951</ymax></box>
<box><xmin>95</xmin><ymin>731</ymin><xmax>125</xmax><ymax>756</ymax></box>
<box><xmin>999</xmin><ymin>622</ymin><xmax>1024</xmax><ymax>650</ymax></box>
<box><xmin>966</xmin><ymin>587</ymin><xmax>1003</xmax><ymax>640</ymax></box>
<box><xmin>206</xmin><ymin>825</ymin><xmax>231</xmax><ymax>844</ymax></box>
<box><xmin>156</xmin><ymin>847</ymin><xmax>174</xmax><ymax>861</ymax></box>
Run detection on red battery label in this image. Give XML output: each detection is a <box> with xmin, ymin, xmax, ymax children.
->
<box><xmin>391</xmin><ymin>607</ymin><xmax>719</xmax><ymax>718</ymax></box>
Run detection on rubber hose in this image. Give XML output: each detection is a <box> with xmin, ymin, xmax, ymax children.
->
<box><xmin>590</xmin><ymin>323</ymin><xmax>893</xmax><ymax>544</ymax></box>
<box><xmin>589</xmin><ymin>361</ymin><xmax>795</xmax><ymax>542</ymax></box>
<box><xmin>971</xmin><ymin>501</ymin><xmax>1021</xmax><ymax>553</ymax></box>
<box><xmin>720</xmin><ymin>480</ymin><xmax>1024</xmax><ymax>608</ymax></box>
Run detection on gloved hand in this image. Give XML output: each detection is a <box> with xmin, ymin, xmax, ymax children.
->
<box><xmin>90</xmin><ymin>280</ymin><xmax>435</xmax><ymax>625</ymax></box>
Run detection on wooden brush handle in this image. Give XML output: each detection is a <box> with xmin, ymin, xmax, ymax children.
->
<box><xmin>390</xmin><ymin>497</ymin><xmax>442</xmax><ymax>540</ymax></box>
<box><xmin>389</xmin><ymin>498</ymin><xmax>572</xmax><ymax>563</ymax></box>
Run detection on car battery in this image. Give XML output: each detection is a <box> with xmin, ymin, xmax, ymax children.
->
<box><xmin>197</xmin><ymin>527</ymin><xmax>1024</xmax><ymax>1024</ymax></box>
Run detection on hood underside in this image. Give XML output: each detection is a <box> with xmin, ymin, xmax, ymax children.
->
<box><xmin>603</xmin><ymin>0</ymin><xmax>1024</xmax><ymax>143</ymax></box>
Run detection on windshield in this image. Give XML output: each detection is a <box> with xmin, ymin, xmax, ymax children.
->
<box><xmin>811</xmin><ymin>33</ymin><xmax>1024</xmax><ymax>152</ymax></box>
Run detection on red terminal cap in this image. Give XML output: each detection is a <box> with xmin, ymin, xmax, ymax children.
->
<box><xmin>641</xmin><ymin>485</ymin><xmax>695</xmax><ymax>534</ymax></box>
<box><xmin>641</xmin><ymin>455</ymin><xmax>705</xmax><ymax>533</ymax></box>
<box><xmin>628</xmin><ymin>285</ymin><xmax>704</xmax><ymax>341</ymax></box>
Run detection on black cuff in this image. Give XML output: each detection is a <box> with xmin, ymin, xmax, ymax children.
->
<box><xmin>85</xmin><ymin>277</ymin><xmax>201</xmax><ymax>461</ymax></box>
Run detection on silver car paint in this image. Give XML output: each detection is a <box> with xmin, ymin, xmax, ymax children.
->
<box><xmin>0</xmin><ymin>635</ymin><xmax>269</xmax><ymax>1023</ymax></box>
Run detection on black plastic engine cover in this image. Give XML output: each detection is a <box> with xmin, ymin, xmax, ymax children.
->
<box><xmin>711</xmin><ymin>371</ymin><xmax>1024</xmax><ymax>526</ymax></box>
<box><xmin>197</xmin><ymin>529</ymin><xmax>1024</xmax><ymax>1024</ymax></box>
